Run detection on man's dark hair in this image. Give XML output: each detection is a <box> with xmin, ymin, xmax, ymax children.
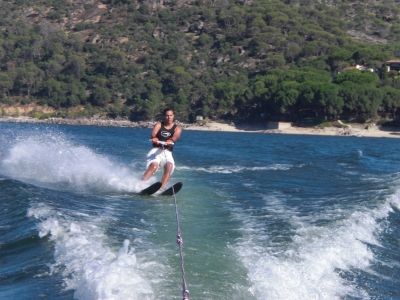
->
<box><xmin>163</xmin><ymin>108</ymin><xmax>174</xmax><ymax>115</ymax></box>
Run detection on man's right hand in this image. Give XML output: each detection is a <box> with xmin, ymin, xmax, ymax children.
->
<box><xmin>151</xmin><ymin>137</ymin><xmax>159</xmax><ymax>146</ymax></box>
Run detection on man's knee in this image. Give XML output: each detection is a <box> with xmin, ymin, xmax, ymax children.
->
<box><xmin>164</xmin><ymin>162</ymin><xmax>173</xmax><ymax>171</ymax></box>
<box><xmin>146</xmin><ymin>162</ymin><xmax>158</xmax><ymax>174</ymax></box>
<box><xmin>149</xmin><ymin>162</ymin><xmax>158</xmax><ymax>169</ymax></box>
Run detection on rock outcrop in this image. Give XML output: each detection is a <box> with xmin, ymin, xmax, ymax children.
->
<box><xmin>0</xmin><ymin>116</ymin><xmax>197</xmax><ymax>129</ymax></box>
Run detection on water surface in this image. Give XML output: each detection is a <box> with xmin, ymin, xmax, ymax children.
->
<box><xmin>0</xmin><ymin>122</ymin><xmax>399</xmax><ymax>299</ymax></box>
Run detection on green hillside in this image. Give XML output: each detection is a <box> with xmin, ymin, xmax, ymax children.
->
<box><xmin>1</xmin><ymin>0</ymin><xmax>400</xmax><ymax>123</ymax></box>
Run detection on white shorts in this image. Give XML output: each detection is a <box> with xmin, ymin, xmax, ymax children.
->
<box><xmin>146</xmin><ymin>148</ymin><xmax>175</xmax><ymax>174</ymax></box>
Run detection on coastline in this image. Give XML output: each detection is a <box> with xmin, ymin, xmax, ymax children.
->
<box><xmin>1</xmin><ymin>116</ymin><xmax>400</xmax><ymax>138</ymax></box>
<box><xmin>186</xmin><ymin>121</ymin><xmax>400</xmax><ymax>138</ymax></box>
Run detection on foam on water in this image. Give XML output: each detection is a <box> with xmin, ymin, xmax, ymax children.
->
<box><xmin>177</xmin><ymin>164</ymin><xmax>302</xmax><ymax>173</ymax></box>
<box><xmin>1</xmin><ymin>133</ymin><xmax>151</xmax><ymax>193</ymax></box>
<box><xmin>230</xmin><ymin>189</ymin><xmax>400</xmax><ymax>299</ymax></box>
<box><xmin>27</xmin><ymin>203</ymin><xmax>164</xmax><ymax>300</ymax></box>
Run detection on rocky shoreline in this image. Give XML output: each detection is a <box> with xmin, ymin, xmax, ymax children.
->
<box><xmin>2</xmin><ymin>116</ymin><xmax>400</xmax><ymax>138</ymax></box>
<box><xmin>0</xmin><ymin>116</ymin><xmax>185</xmax><ymax>129</ymax></box>
<box><xmin>0</xmin><ymin>115</ymin><xmax>217</xmax><ymax>130</ymax></box>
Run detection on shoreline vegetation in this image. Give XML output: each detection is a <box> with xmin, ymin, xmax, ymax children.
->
<box><xmin>1</xmin><ymin>116</ymin><xmax>400</xmax><ymax>138</ymax></box>
<box><xmin>0</xmin><ymin>1</ymin><xmax>400</xmax><ymax>127</ymax></box>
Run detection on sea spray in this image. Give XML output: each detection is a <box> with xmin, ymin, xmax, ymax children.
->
<box><xmin>176</xmin><ymin>164</ymin><xmax>304</xmax><ymax>173</ymax></box>
<box><xmin>28</xmin><ymin>203</ymin><xmax>159</xmax><ymax>300</ymax></box>
<box><xmin>230</xmin><ymin>189</ymin><xmax>399</xmax><ymax>300</ymax></box>
<box><xmin>1</xmin><ymin>132</ymin><xmax>152</xmax><ymax>193</ymax></box>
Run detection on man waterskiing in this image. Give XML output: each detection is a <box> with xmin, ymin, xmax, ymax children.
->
<box><xmin>142</xmin><ymin>108</ymin><xmax>182</xmax><ymax>193</ymax></box>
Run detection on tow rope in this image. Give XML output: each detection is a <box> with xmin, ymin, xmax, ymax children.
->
<box><xmin>171</xmin><ymin>179</ymin><xmax>190</xmax><ymax>300</ymax></box>
<box><xmin>160</xmin><ymin>143</ymin><xmax>190</xmax><ymax>300</ymax></box>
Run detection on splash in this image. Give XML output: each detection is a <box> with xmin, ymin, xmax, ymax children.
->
<box><xmin>177</xmin><ymin>164</ymin><xmax>302</xmax><ymax>174</ymax></box>
<box><xmin>28</xmin><ymin>203</ymin><xmax>160</xmax><ymax>300</ymax></box>
<box><xmin>1</xmin><ymin>132</ymin><xmax>152</xmax><ymax>193</ymax></box>
<box><xmin>231</xmin><ymin>190</ymin><xmax>398</xmax><ymax>299</ymax></box>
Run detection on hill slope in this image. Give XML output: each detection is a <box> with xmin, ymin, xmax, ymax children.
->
<box><xmin>1</xmin><ymin>0</ymin><xmax>400</xmax><ymax>122</ymax></box>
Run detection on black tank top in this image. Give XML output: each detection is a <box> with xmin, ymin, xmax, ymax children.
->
<box><xmin>155</xmin><ymin>122</ymin><xmax>176</xmax><ymax>151</ymax></box>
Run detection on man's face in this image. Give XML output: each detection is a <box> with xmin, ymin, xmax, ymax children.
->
<box><xmin>164</xmin><ymin>110</ymin><xmax>174</xmax><ymax>124</ymax></box>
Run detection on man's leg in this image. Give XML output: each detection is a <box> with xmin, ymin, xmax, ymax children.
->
<box><xmin>142</xmin><ymin>162</ymin><xmax>159</xmax><ymax>181</ymax></box>
<box><xmin>160</xmin><ymin>162</ymin><xmax>173</xmax><ymax>189</ymax></box>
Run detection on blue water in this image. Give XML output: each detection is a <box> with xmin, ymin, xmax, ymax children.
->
<box><xmin>0</xmin><ymin>122</ymin><xmax>400</xmax><ymax>300</ymax></box>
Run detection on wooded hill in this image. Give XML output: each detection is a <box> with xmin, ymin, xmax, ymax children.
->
<box><xmin>1</xmin><ymin>0</ymin><xmax>400</xmax><ymax>123</ymax></box>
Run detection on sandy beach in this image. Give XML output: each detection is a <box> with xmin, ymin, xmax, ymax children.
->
<box><xmin>185</xmin><ymin>121</ymin><xmax>400</xmax><ymax>138</ymax></box>
<box><xmin>1</xmin><ymin>116</ymin><xmax>400</xmax><ymax>138</ymax></box>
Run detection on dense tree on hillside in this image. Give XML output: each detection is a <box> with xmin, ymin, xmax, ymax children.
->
<box><xmin>1</xmin><ymin>0</ymin><xmax>400</xmax><ymax>122</ymax></box>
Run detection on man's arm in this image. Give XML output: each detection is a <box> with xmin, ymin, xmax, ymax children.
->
<box><xmin>150</xmin><ymin>122</ymin><xmax>162</xmax><ymax>138</ymax></box>
<box><xmin>170</xmin><ymin>126</ymin><xmax>182</xmax><ymax>143</ymax></box>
